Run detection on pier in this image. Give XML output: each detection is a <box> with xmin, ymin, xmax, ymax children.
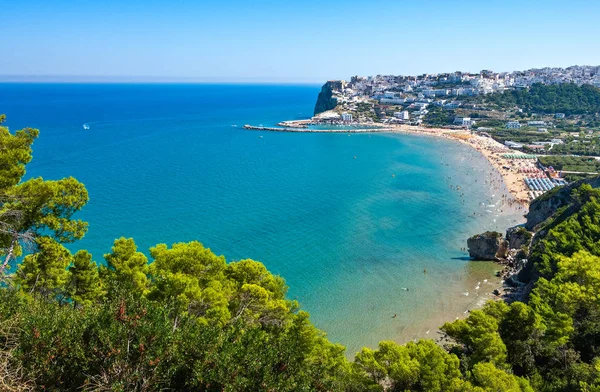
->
<box><xmin>243</xmin><ymin>125</ymin><xmax>395</xmax><ymax>133</ymax></box>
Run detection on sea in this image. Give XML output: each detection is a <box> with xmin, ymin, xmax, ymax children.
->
<box><xmin>0</xmin><ymin>83</ymin><xmax>524</xmax><ymax>355</ymax></box>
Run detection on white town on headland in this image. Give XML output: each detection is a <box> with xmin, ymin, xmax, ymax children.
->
<box><xmin>245</xmin><ymin>65</ymin><xmax>600</xmax><ymax>206</ymax></box>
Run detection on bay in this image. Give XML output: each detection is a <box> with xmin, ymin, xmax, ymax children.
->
<box><xmin>0</xmin><ymin>83</ymin><xmax>523</xmax><ymax>354</ymax></box>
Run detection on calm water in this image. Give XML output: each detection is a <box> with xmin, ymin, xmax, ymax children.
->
<box><xmin>0</xmin><ymin>84</ymin><xmax>523</xmax><ymax>355</ymax></box>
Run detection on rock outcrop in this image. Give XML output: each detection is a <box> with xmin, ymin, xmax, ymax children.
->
<box><xmin>314</xmin><ymin>81</ymin><xmax>342</xmax><ymax>115</ymax></box>
<box><xmin>505</xmin><ymin>226</ymin><xmax>532</xmax><ymax>250</ymax></box>
<box><xmin>467</xmin><ymin>231</ymin><xmax>508</xmax><ymax>261</ymax></box>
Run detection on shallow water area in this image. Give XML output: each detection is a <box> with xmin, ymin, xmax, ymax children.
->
<box><xmin>0</xmin><ymin>83</ymin><xmax>524</xmax><ymax>355</ymax></box>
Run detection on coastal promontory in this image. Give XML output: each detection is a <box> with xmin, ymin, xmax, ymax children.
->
<box><xmin>313</xmin><ymin>81</ymin><xmax>342</xmax><ymax>115</ymax></box>
<box><xmin>467</xmin><ymin>231</ymin><xmax>509</xmax><ymax>261</ymax></box>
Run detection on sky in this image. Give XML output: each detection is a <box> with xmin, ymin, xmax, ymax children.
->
<box><xmin>2</xmin><ymin>0</ymin><xmax>600</xmax><ymax>83</ymax></box>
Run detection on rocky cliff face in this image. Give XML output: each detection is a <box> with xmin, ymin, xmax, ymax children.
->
<box><xmin>525</xmin><ymin>176</ymin><xmax>600</xmax><ymax>231</ymax></box>
<box><xmin>467</xmin><ymin>231</ymin><xmax>508</xmax><ymax>261</ymax></box>
<box><xmin>313</xmin><ymin>81</ymin><xmax>342</xmax><ymax>115</ymax></box>
<box><xmin>505</xmin><ymin>226</ymin><xmax>532</xmax><ymax>250</ymax></box>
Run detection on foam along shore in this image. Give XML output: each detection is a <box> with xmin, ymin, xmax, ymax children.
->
<box><xmin>244</xmin><ymin>122</ymin><xmax>533</xmax><ymax>206</ymax></box>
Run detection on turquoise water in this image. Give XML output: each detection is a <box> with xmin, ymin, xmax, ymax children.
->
<box><xmin>0</xmin><ymin>84</ymin><xmax>523</xmax><ymax>355</ymax></box>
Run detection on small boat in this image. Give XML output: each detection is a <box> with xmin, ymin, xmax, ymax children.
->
<box><xmin>259</xmin><ymin>136</ymin><xmax>263</xmax><ymax>139</ymax></box>
<box><xmin>82</xmin><ymin>124</ymin><xmax>90</xmax><ymax>130</ymax></box>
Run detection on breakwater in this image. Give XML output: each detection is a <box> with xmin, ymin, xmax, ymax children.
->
<box><xmin>243</xmin><ymin>125</ymin><xmax>394</xmax><ymax>133</ymax></box>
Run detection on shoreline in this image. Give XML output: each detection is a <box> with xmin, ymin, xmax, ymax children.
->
<box><xmin>246</xmin><ymin>121</ymin><xmax>533</xmax><ymax>207</ymax></box>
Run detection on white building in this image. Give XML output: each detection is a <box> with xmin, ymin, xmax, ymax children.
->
<box><xmin>555</xmin><ymin>113</ymin><xmax>566</xmax><ymax>119</ymax></box>
<box><xmin>454</xmin><ymin>117</ymin><xmax>475</xmax><ymax>127</ymax></box>
<box><xmin>528</xmin><ymin>120</ymin><xmax>546</xmax><ymax>126</ymax></box>
<box><xmin>506</xmin><ymin>121</ymin><xmax>522</xmax><ymax>129</ymax></box>
<box><xmin>380</xmin><ymin>97</ymin><xmax>405</xmax><ymax>104</ymax></box>
<box><xmin>341</xmin><ymin>112</ymin><xmax>353</xmax><ymax>122</ymax></box>
<box><xmin>505</xmin><ymin>141</ymin><xmax>524</xmax><ymax>149</ymax></box>
<box><xmin>445</xmin><ymin>102</ymin><xmax>462</xmax><ymax>109</ymax></box>
<box><xmin>394</xmin><ymin>111</ymin><xmax>410</xmax><ymax>120</ymax></box>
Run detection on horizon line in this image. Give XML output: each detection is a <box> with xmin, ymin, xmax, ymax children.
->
<box><xmin>0</xmin><ymin>74</ymin><xmax>325</xmax><ymax>85</ymax></box>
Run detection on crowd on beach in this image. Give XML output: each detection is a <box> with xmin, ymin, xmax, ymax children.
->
<box><xmin>391</xmin><ymin>125</ymin><xmax>535</xmax><ymax>207</ymax></box>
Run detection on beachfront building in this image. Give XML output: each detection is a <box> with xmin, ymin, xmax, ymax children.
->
<box><xmin>506</xmin><ymin>121</ymin><xmax>522</xmax><ymax>129</ymax></box>
<box><xmin>453</xmin><ymin>116</ymin><xmax>475</xmax><ymax>127</ymax></box>
<box><xmin>394</xmin><ymin>111</ymin><xmax>410</xmax><ymax>120</ymax></box>
<box><xmin>341</xmin><ymin>112</ymin><xmax>353</xmax><ymax>123</ymax></box>
<box><xmin>555</xmin><ymin>113</ymin><xmax>566</xmax><ymax>119</ymax></box>
<box><xmin>505</xmin><ymin>140</ymin><xmax>524</xmax><ymax>149</ymax></box>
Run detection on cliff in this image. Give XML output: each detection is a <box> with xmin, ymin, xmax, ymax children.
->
<box><xmin>525</xmin><ymin>176</ymin><xmax>600</xmax><ymax>231</ymax></box>
<box><xmin>314</xmin><ymin>81</ymin><xmax>342</xmax><ymax>115</ymax></box>
<box><xmin>505</xmin><ymin>226</ymin><xmax>532</xmax><ymax>250</ymax></box>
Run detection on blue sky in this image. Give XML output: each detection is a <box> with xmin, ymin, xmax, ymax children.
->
<box><xmin>2</xmin><ymin>0</ymin><xmax>600</xmax><ymax>82</ymax></box>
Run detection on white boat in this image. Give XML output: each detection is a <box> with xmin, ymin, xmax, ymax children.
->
<box><xmin>82</xmin><ymin>124</ymin><xmax>90</xmax><ymax>130</ymax></box>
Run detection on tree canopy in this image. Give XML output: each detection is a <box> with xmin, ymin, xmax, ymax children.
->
<box><xmin>0</xmin><ymin>117</ymin><xmax>88</xmax><ymax>277</ymax></box>
<box><xmin>484</xmin><ymin>83</ymin><xmax>600</xmax><ymax>116</ymax></box>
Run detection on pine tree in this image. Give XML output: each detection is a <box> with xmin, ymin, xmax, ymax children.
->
<box><xmin>103</xmin><ymin>237</ymin><xmax>149</xmax><ymax>294</ymax></box>
<box><xmin>68</xmin><ymin>250</ymin><xmax>104</xmax><ymax>306</ymax></box>
<box><xmin>16</xmin><ymin>236</ymin><xmax>72</xmax><ymax>297</ymax></box>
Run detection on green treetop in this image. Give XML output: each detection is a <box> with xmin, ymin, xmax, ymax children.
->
<box><xmin>68</xmin><ymin>250</ymin><xmax>105</xmax><ymax>306</ymax></box>
<box><xmin>103</xmin><ymin>237</ymin><xmax>149</xmax><ymax>294</ymax></box>
<box><xmin>15</xmin><ymin>236</ymin><xmax>72</xmax><ymax>297</ymax></box>
<box><xmin>148</xmin><ymin>241</ymin><xmax>231</xmax><ymax>324</ymax></box>
<box><xmin>0</xmin><ymin>115</ymin><xmax>88</xmax><ymax>276</ymax></box>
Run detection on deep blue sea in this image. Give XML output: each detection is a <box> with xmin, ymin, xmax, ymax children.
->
<box><xmin>0</xmin><ymin>83</ymin><xmax>523</xmax><ymax>355</ymax></box>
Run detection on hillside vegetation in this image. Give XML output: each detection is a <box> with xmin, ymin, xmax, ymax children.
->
<box><xmin>539</xmin><ymin>156</ymin><xmax>600</xmax><ymax>173</ymax></box>
<box><xmin>483</xmin><ymin>83</ymin><xmax>600</xmax><ymax>115</ymax></box>
<box><xmin>2</xmin><ymin>114</ymin><xmax>600</xmax><ymax>391</ymax></box>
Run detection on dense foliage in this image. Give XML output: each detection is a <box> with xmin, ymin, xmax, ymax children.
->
<box><xmin>424</xmin><ymin>106</ymin><xmax>456</xmax><ymax>127</ymax></box>
<box><xmin>539</xmin><ymin>156</ymin><xmax>600</xmax><ymax>174</ymax></box>
<box><xmin>484</xmin><ymin>83</ymin><xmax>600</xmax><ymax>116</ymax></box>
<box><xmin>2</xmin><ymin>115</ymin><xmax>600</xmax><ymax>391</ymax></box>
